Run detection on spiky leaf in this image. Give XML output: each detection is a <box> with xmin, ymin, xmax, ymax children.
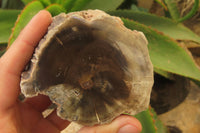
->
<box><xmin>0</xmin><ymin>9</ymin><xmax>20</xmax><ymax>44</ymax></box>
<box><xmin>8</xmin><ymin>1</ymin><xmax>44</xmax><ymax>46</ymax></box>
<box><xmin>122</xmin><ymin>18</ymin><xmax>200</xmax><ymax>81</ymax></box>
<box><xmin>108</xmin><ymin>10</ymin><xmax>200</xmax><ymax>43</ymax></box>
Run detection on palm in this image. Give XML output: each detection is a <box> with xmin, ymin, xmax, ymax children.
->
<box><xmin>0</xmin><ymin>99</ymin><xmax>66</xmax><ymax>133</ymax></box>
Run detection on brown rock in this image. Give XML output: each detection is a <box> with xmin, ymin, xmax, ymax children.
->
<box><xmin>20</xmin><ymin>10</ymin><xmax>154</xmax><ymax>126</ymax></box>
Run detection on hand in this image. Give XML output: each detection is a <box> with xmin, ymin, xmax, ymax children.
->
<box><xmin>0</xmin><ymin>10</ymin><xmax>142</xmax><ymax>133</ymax></box>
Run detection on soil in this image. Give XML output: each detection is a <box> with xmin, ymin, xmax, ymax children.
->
<box><xmin>158</xmin><ymin>81</ymin><xmax>200</xmax><ymax>133</ymax></box>
<box><xmin>150</xmin><ymin>74</ymin><xmax>189</xmax><ymax>114</ymax></box>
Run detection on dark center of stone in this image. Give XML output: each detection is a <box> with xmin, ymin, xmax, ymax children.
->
<box><xmin>35</xmin><ymin>20</ymin><xmax>130</xmax><ymax>101</ymax></box>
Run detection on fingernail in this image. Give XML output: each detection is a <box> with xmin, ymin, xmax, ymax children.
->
<box><xmin>118</xmin><ymin>124</ymin><xmax>140</xmax><ymax>133</ymax></box>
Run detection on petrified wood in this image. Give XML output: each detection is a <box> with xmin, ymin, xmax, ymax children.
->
<box><xmin>20</xmin><ymin>10</ymin><xmax>154</xmax><ymax>126</ymax></box>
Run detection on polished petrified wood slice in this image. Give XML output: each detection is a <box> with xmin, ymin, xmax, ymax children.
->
<box><xmin>20</xmin><ymin>10</ymin><xmax>154</xmax><ymax>126</ymax></box>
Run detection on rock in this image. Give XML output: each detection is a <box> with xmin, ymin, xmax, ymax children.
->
<box><xmin>20</xmin><ymin>10</ymin><xmax>154</xmax><ymax>126</ymax></box>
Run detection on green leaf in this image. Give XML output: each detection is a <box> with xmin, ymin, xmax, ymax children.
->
<box><xmin>154</xmin><ymin>0</ymin><xmax>167</xmax><ymax>10</ymax></box>
<box><xmin>178</xmin><ymin>0</ymin><xmax>199</xmax><ymax>22</ymax></box>
<box><xmin>131</xmin><ymin>4</ymin><xmax>148</xmax><ymax>12</ymax></box>
<box><xmin>135</xmin><ymin>110</ymin><xmax>156</xmax><ymax>133</ymax></box>
<box><xmin>49</xmin><ymin>0</ymin><xmax>66</xmax><ymax>5</ymax></box>
<box><xmin>39</xmin><ymin>0</ymin><xmax>52</xmax><ymax>7</ymax></box>
<box><xmin>165</xmin><ymin>0</ymin><xmax>199</xmax><ymax>22</ymax></box>
<box><xmin>8</xmin><ymin>1</ymin><xmax>44</xmax><ymax>46</ymax></box>
<box><xmin>21</xmin><ymin>0</ymin><xmax>33</xmax><ymax>5</ymax></box>
<box><xmin>63</xmin><ymin>0</ymin><xmax>77</xmax><ymax>12</ymax></box>
<box><xmin>108</xmin><ymin>10</ymin><xmax>200</xmax><ymax>43</ymax></box>
<box><xmin>164</xmin><ymin>0</ymin><xmax>180</xmax><ymax>20</ymax></box>
<box><xmin>46</xmin><ymin>4</ymin><xmax>66</xmax><ymax>16</ymax></box>
<box><xmin>122</xmin><ymin>18</ymin><xmax>200</xmax><ymax>81</ymax></box>
<box><xmin>0</xmin><ymin>9</ymin><xmax>21</xmax><ymax>44</ymax></box>
<box><xmin>150</xmin><ymin>108</ymin><xmax>168</xmax><ymax>133</ymax></box>
<box><xmin>70</xmin><ymin>0</ymin><xmax>92</xmax><ymax>12</ymax></box>
<box><xmin>135</xmin><ymin>108</ymin><xmax>168</xmax><ymax>133</ymax></box>
<box><xmin>22</xmin><ymin>0</ymin><xmax>52</xmax><ymax>6</ymax></box>
<box><xmin>83</xmin><ymin>0</ymin><xmax>124</xmax><ymax>11</ymax></box>
<box><xmin>154</xmin><ymin>68</ymin><xmax>174</xmax><ymax>80</ymax></box>
<box><xmin>1</xmin><ymin>0</ymin><xmax>24</xmax><ymax>9</ymax></box>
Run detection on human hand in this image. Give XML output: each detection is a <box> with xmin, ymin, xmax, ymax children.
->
<box><xmin>0</xmin><ymin>10</ymin><xmax>142</xmax><ymax>133</ymax></box>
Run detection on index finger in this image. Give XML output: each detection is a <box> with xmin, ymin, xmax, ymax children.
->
<box><xmin>1</xmin><ymin>10</ymin><xmax>52</xmax><ymax>76</ymax></box>
<box><xmin>0</xmin><ymin>10</ymin><xmax>52</xmax><ymax>111</ymax></box>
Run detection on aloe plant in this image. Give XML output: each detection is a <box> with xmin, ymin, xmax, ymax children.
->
<box><xmin>1</xmin><ymin>0</ymin><xmax>200</xmax><ymax>132</ymax></box>
<box><xmin>164</xmin><ymin>0</ymin><xmax>199</xmax><ymax>22</ymax></box>
<box><xmin>135</xmin><ymin>107</ymin><xmax>168</xmax><ymax>133</ymax></box>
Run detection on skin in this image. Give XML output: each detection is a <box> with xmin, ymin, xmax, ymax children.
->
<box><xmin>0</xmin><ymin>10</ymin><xmax>142</xmax><ymax>133</ymax></box>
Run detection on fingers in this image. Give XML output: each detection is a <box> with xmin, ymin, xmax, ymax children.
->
<box><xmin>0</xmin><ymin>10</ymin><xmax>52</xmax><ymax>112</ymax></box>
<box><xmin>1</xmin><ymin>10</ymin><xmax>52</xmax><ymax>77</ymax></box>
<box><xmin>23</xmin><ymin>94</ymin><xmax>52</xmax><ymax>112</ymax></box>
<box><xmin>46</xmin><ymin>110</ymin><xmax>71</xmax><ymax>131</ymax></box>
<box><xmin>78</xmin><ymin>115</ymin><xmax>142</xmax><ymax>133</ymax></box>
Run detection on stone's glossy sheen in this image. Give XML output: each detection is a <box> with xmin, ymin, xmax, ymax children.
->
<box><xmin>20</xmin><ymin>10</ymin><xmax>154</xmax><ymax>126</ymax></box>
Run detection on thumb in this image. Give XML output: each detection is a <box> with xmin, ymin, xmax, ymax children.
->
<box><xmin>77</xmin><ymin>115</ymin><xmax>142</xmax><ymax>133</ymax></box>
